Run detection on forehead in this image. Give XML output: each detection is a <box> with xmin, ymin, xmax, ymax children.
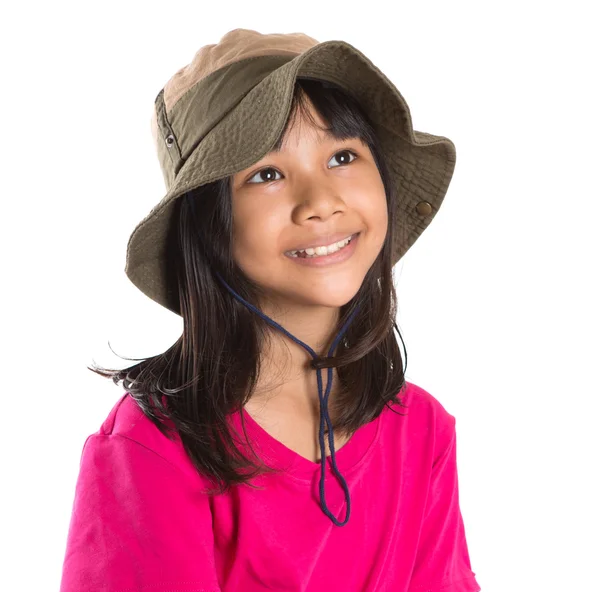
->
<box><xmin>272</xmin><ymin>98</ymin><xmax>339</xmax><ymax>153</ymax></box>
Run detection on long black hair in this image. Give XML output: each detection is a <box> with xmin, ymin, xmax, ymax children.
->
<box><xmin>89</xmin><ymin>77</ymin><xmax>409</xmax><ymax>495</ymax></box>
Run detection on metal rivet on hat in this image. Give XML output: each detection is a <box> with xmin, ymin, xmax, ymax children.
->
<box><xmin>416</xmin><ymin>201</ymin><xmax>433</xmax><ymax>216</ymax></box>
<box><xmin>165</xmin><ymin>134</ymin><xmax>175</xmax><ymax>148</ymax></box>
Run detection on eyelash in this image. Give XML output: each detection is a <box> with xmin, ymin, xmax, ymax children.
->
<box><xmin>246</xmin><ymin>149</ymin><xmax>359</xmax><ymax>185</ymax></box>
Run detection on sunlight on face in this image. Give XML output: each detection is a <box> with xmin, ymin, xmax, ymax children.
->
<box><xmin>230</xmin><ymin>95</ymin><xmax>388</xmax><ymax>312</ymax></box>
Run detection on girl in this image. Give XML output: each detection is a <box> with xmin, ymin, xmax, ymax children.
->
<box><xmin>60</xmin><ymin>28</ymin><xmax>480</xmax><ymax>592</ymax></box>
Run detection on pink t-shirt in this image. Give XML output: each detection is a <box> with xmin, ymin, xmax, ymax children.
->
<box><xmin>59</xmin><ymin>381</ymin><xmax>480</xmax><ymax>592</ymax></box>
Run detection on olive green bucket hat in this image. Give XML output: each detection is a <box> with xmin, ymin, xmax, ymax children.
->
<box><xmin>125</xmin><ymin>28</ymin><xmax>456</xmax><ymax>316</ymax></box>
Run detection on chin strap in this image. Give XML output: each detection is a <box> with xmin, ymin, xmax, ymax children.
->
<box><xmin>215</xmin><ymin>271</ymin><xmax>360</xmax><ymax>526</ymax></box>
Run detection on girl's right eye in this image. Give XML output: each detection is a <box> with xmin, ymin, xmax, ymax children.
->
<box><xmin>246</xmin><ymin>167</ymin><xmax>281</xmax><ymax>185</ymax></box>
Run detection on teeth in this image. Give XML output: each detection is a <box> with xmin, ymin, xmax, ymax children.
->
<box><xmin>288</xmin><ymin>235</ymin><xmax>354</xmax><ymax>258</ymax></box>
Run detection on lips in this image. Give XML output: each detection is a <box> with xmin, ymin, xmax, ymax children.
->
<box><xmin>285</xmin><ymin>232</ymin><xmax>358</xmax><ymax>253</ymax></box>
<box><xmin>285</xmin><ymin>231</ymin><xmax>360</xmax><ymax>266</ymax></box>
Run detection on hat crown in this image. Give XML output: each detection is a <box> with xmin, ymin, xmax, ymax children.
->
<box><xmin>165</xmin><ymin>29</ymin><xmax>319</xmax><ymax>113</ymax></box>
<box><xmin>150</xmin><ymin>29</ymin><xmax>319</xmax><ymax>155</ymax></box>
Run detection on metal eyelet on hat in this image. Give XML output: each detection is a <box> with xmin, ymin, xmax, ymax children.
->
<box><xmin>416</xmin><ymin>201</ymin><xmax>433</xmax><ymax>216</ymax></box>
<box><xmin>165</xmin><ymin>134</ymin><xmax>175</xmax><ymax>148</ymax></box>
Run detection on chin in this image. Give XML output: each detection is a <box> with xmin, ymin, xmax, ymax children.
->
<box><xmin>298</xmin><ymin>281</ymin><xmax>363</xmax><ymax>309</ymax></box>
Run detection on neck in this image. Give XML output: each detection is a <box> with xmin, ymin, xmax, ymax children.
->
<box><xmin>250</xmin><ymin>302</ymin><xmax>343</xmax><ymax>411</ymax></box>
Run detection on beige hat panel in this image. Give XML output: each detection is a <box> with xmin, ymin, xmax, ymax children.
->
<box><xmin>163</xmin><ymin>29</ymin><xmax>319</xmax><ymax>114</ymax></box>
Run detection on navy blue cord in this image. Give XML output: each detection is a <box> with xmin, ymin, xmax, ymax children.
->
<box><xmin>215</xmin><ymin>272</ymin><xmax>360</xmax><ymax>526</ymax></box>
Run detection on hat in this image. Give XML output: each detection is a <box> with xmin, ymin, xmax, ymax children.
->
<box><xmin>125</xmin><ymin>28</ymin><xmax>456</xmax><ymax>316</ymax></box>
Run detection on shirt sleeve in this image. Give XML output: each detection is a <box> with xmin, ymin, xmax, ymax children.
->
<box><xmin>59</xmin><ymin>433</ymin><xmax>222</xmax><ymax>592</ymax></box>
<box><xmin>408</xmin><ymin>418</ymin><xmax>481</xmax><ymax>592</ymax></box>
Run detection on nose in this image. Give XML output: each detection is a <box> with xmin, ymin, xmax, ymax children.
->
<box><xmin>291</xmin><ymin>178</ymin><xmax>347</xmax><ymax>223</ymax></box>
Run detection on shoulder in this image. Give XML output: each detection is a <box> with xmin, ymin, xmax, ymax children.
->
<box><xmin>88</xmin><ymin>392</ymin><xmax>201</xmax><ymax>482</ymax></box>
<box><xmin>394</xmin><ymin>380</ymin><xmax>456</xmax><ymax>426</ymax></box>
<box><xmin>382</xmin><ymin>380</ymin><xmax>457</xmax><ymax>455</ymax></box>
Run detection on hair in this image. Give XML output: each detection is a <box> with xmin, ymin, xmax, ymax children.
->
<box><xmin>89</xmin><ymin>77</ymin><xmax>409</xmax><ymax>495</ymax></box>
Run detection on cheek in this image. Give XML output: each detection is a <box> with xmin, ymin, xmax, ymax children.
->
<box><xmin>354</xmin><ymin>177</ymin><xmax>388</xmax><ymax>248</ymax></box>
<box><xmin>231</xmin><ymin>203</ymin><xmax>282</xmax><ymax>270</ymax></box>
<box><xmin>375</xmin><ymin>193</ymin><xmax>389</xmax><ymax>243</ymax></box>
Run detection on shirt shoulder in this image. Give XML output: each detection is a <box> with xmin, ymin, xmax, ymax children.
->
<box><xmin>385</xmin><ymin>380</ymin><xmax>457</xmax><ymax>455</ymax></box>
<box><xmin>90</xmin><ymin>392</ymin><xmax>202</xmax><ymax>483</ymax></box>
<box><xmin>60</xmin><ymin>399</ymin><xmax>221</xmax><ymax>592</ymax></box>
<box><xmin>395</xmin><ymin>380</ymin><xmax>456</xmax><ymax>421</ymax></box>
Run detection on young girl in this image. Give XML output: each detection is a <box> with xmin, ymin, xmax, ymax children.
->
<box><xmin>60</xmin><ymin>28</ymin><xmax>480</xmax><ymax>592</ymax></box>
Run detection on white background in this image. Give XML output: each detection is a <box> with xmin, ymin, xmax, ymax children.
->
<box><xmin>1</xmin><ymin>1</ymin><xmax>598</xmax><ymax>590</ymax></box>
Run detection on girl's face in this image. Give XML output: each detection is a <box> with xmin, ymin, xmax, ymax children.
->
<box><xmin>230</xmin><ymin>97</ymin><xmax>388</xmax><ymax>311</ymax></box>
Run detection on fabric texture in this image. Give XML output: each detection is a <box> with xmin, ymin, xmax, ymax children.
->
<box><xmin>59</xmin><ymin>381</ymin><xmax>480</xmax><ymax>592</ymax></box>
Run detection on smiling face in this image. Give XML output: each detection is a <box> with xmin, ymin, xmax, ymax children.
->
<box><xmin>230</xmin><ymin>91</ymin><xmax>388</xmax><ymax>313</ymax></box>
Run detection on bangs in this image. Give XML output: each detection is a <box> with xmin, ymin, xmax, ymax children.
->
<box><xmin>272</xmin><ymin>78</ymin><xmax>379</xmax><ymax>154</ymax></box>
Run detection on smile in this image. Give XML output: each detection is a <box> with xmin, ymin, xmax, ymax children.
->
<box><xmin>286</xmin><ymin>234</ymin><xmax>355</xmax><ymax>258</ymax></box>
<box><xmin>284</xmin><ymin>233</ymin><xmax>360</xmax><ymax>267</ymax></box>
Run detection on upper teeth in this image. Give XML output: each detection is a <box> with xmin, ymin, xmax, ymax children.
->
<box><xmin>288</xmin><ymin>235</ymin><xmax>353</xmax><ymax>257</ymax></box>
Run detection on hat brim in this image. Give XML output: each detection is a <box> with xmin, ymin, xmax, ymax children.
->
<box><xmin>125</xmin><ymin>40</ymin><xmax>456</xmax><ymax>316</ymax></box>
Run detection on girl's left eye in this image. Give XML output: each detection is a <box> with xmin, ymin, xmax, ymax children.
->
<box><xmin>246</xmin><ymin>149</ymin><xmax>359</xmax><ymax>185</ymax></box>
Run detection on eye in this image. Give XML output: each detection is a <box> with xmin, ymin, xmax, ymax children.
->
<box><xmin>328</xmin><ymin>149</ymin><xmax>358</xmax><ymax>168</ymax></box>
<box><xmin>245</xmin><ymin>149</ymin><xmax>359</xmax><ymax>185</ymax></box>
<box><xmin>246</xmin><ymin>167</ymin><xmax>282</xmax><ymax>185</ymax></box>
